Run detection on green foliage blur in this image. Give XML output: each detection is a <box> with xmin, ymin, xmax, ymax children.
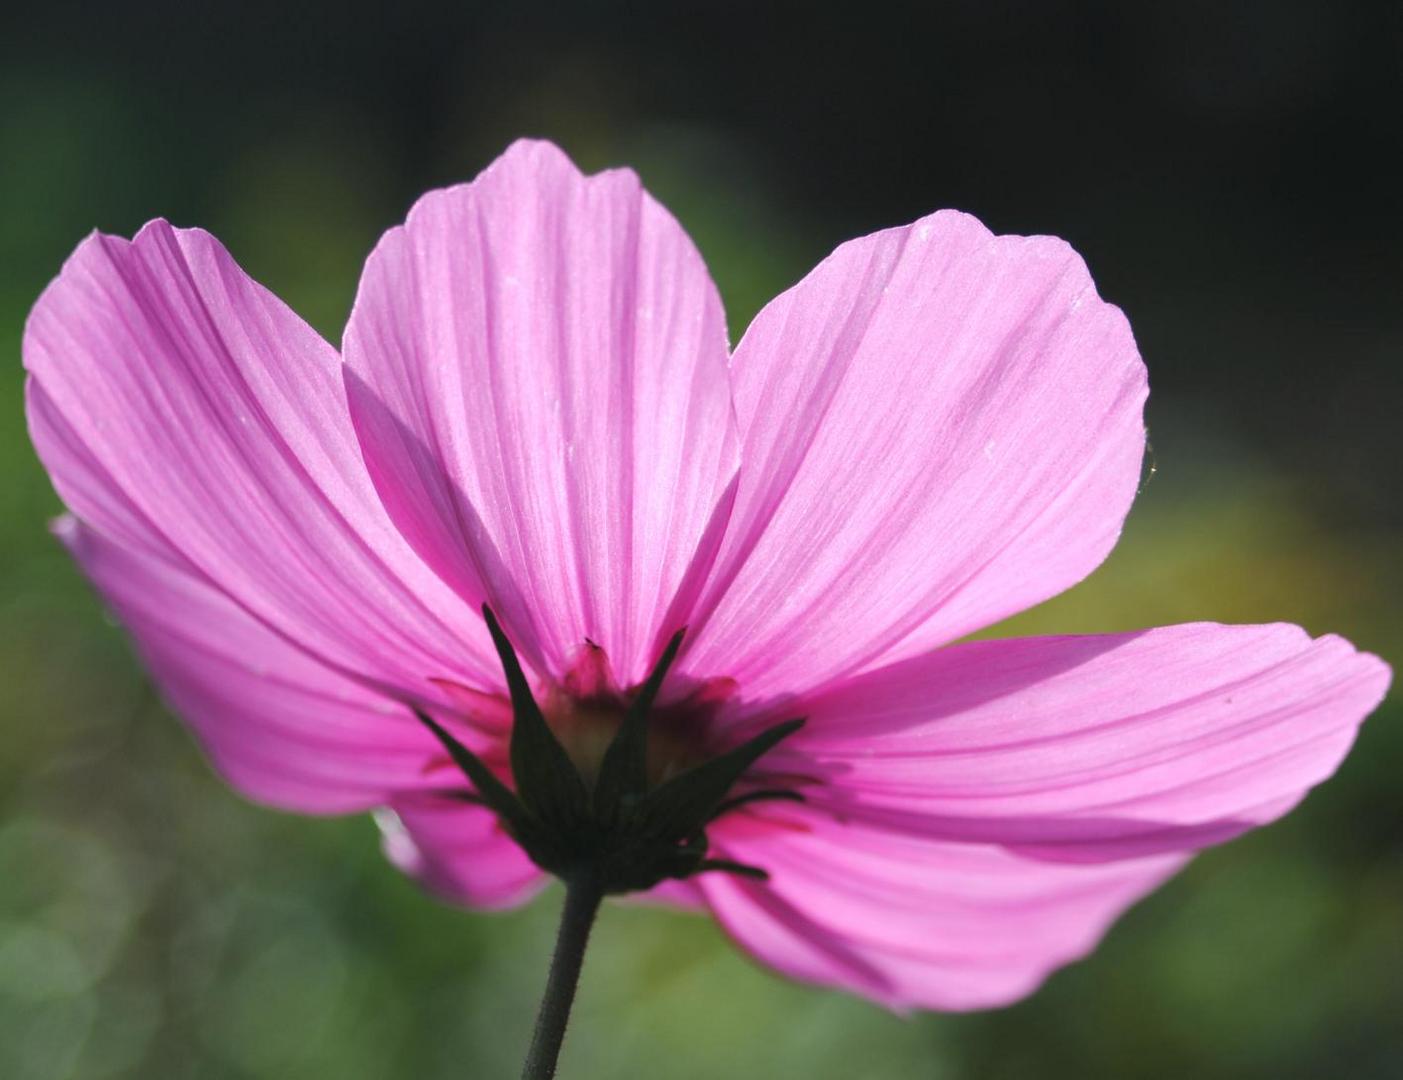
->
<box><xmin>2</xmin><ymin>5</ymin><xmax>1399</xmax><ymax>1078</ymax></box>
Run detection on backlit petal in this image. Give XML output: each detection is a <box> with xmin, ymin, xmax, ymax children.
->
<box><xmin>24</xmin><ymin>221</ymin><xmax>495</xmax><ymax>695</ymax></box>
<box><xmin>344</xmin><ymin>140</ymin><xmax>739</xmax><ymax>684</ymax></box>
<box><xmin>701</xmin><ymin>813</ymin><xmax>1184</xmax><ymax>1011</ymax></box>
<box><xmin>685</xmin><ymin>211</ymin><xmax>1145</xmax><ymax>697</ymax></box>
<box><xmin>766</xmin><ymin>623</ymin><xmax>1390</xmax><ymax>858</ymax></box>
<box><xmin>56</xmin><ymin>517</ymin><xmax>443</xmax><ymax>813</ymax></box>
<box><xmin>380</xmin><ymin>797</ymin><xmax>545</xmax><ymax>910</ymax></box>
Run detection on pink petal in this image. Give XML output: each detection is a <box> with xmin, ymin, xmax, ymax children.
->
<box><xmin>56</xmin><ymin>517</ymin><xmax>442</xmax><ymax>813</ymax></box>
<box><xmin>683</xmin><ymin>211</ymin><xmax>1146</xmax><ymax>697</ymax></box>
<box><xmin>62</xmin><ymin>519</ymin><xmax>538</xmax><ymax>909</ymax></box>
<box><xmin>343</xmin><ymin>140</ymin><xmax>739</xmax><ymax>684</ymax></box>
<box><xmin>701</xmin><ymin>812</ymin><xmax>1186</xmax><ymax>1011</ymax></box>
<box><xmin>766</xmin><ymin>623</ymin><xmax>1390</xmax><ymax>858</ymax></box>
<box><xmin>380</xmin><ymin>797</ymin><xmax>545</xmax><ymax>911</ymax></box>
<box><xmin>24</xmin><ymin>221</ymin><xmax>496</xmax><ymax>696</ymax></box>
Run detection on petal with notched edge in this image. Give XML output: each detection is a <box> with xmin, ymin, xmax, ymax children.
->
<box><xmin>685</xmin><ymin>211</ymin><xmax>1146</xmax><ymax>698</ymax></box>
<box><xmin>24</xmin><ymin>221</ymin><xmax>495</xmax><ymax>695</ymax></box>
<box><xmin>765</xmin><ymin>623</ymin><xmax>1390</xmax><ymax>858</ymax></box>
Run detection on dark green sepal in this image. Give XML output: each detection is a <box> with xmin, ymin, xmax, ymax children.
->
<box><xmin>482</xmin><ymin>605</ymin><xmax>589</xmax><ymax>831</ymax></box>
<box><xmin>710</xmin><ymin>787</ymin><xmax>807</xmax><ymax>819</ymax></box>
<box><xmin>412</xmin><ymin>707</ymin><xmax>533</xmax><ymax>837</ymax></box>
<box><xmin>592</xmin><ymin>627</ymin><xmax>686</xmax><ymax>823</ymax></box>
<box><xmin>694</xmin><ymin>859</ymin><xmax>770</xmax><ymax>881</ymax></box>
<box><xmin>632</xmin><ymin>717</ymin><xmax>807</xmax><ymax>840</ymax></box>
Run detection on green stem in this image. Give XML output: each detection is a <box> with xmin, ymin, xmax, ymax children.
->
<box><xmin>521</xmin><ymin>875</ymin><xmax>603</xmax><ymax>1080</ymax></box>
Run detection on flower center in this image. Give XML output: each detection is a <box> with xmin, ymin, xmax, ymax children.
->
<box><xmin>413</xmin><ymin>606</ymin><xmax>806</xmax><ymax>894</ymax></box>
<box><xmin>546</xmin><ymin>697</ymin><xmax>697</xmax><ymax>791</ymax></box>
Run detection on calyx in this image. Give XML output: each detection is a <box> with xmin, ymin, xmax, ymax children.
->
<box><xmin>414</xmin><ymin>606</ymin><xmax>805</xmax><ymax>894</ymax></box>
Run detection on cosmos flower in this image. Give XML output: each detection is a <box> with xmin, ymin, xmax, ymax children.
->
<box><xmin>24</xmin><ymin>139</ymin><xmax>1389</xmax><ymax>1020</ymax></box>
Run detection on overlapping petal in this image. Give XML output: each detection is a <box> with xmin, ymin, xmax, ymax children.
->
<box><xmin>62</xmin><ymin>518</ymin><xmax>542</xmax><ymax>908</ymax></box>
<box><xmin>24</xmin><ymin>221</ymin><xmax>496</xmax><ymax>696</ymax></box>
<box><xmin>701</xmin><ymin>814</ymin><xmax>1185</xmax><ymax>1011</ymax></box>
<box><xmin>763</xmin><ymin>623</ymin><xmax>1390</xmax><ymax>858</ymax></box>
<box><xmin>343</xmin><ymin>139</ymin><xmax>740</xmax><ymax>685</ymax></box>
<box><xmin>702</xmin><ymin>624</ymin><xmax>1385</xmax><ymax>1008</ymax></box>
<box><xmin>683</xmin><ymin>211</ymin><xmax>1147</xmax><ymax>698</ymax></box>
<box><xmin>56</xmin><ymin>517</ymin><xmax>439</xmax><ymax>813</ymax></box>
<box><xmin>380</xmin><ymin>797</ymin><xmax>546</xmax><ymax>910</ymax></box>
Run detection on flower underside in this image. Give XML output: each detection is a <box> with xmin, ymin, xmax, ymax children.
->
<box><xmin>414</xmin><ymin>606</ymin><xmax>806</xmax><ymax>894</ymax></box>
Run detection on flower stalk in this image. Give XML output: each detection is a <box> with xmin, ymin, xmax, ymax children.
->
<box><xmin>522</xmin><ymin>874</ymin><xmax>604</xmax><ymax>1080</ymax></box>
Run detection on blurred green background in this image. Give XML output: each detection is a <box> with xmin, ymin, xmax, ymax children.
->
<box><xmin>2</xmin><ymin>3</ymin><xmax>1400</xmax><ymax>1078</ymax></box>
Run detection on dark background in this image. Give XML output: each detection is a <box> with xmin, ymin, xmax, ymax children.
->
<box><xmin>2</xmin><ymin>3</ymin><xmax>1400</xmax><ymax>1078</ymax></box>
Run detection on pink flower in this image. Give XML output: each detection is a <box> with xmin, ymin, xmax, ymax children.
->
<box><xmin>25</xmin><ymin>139</ymin><xmax>1389</xmax><ymax>1012</ymax></box>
